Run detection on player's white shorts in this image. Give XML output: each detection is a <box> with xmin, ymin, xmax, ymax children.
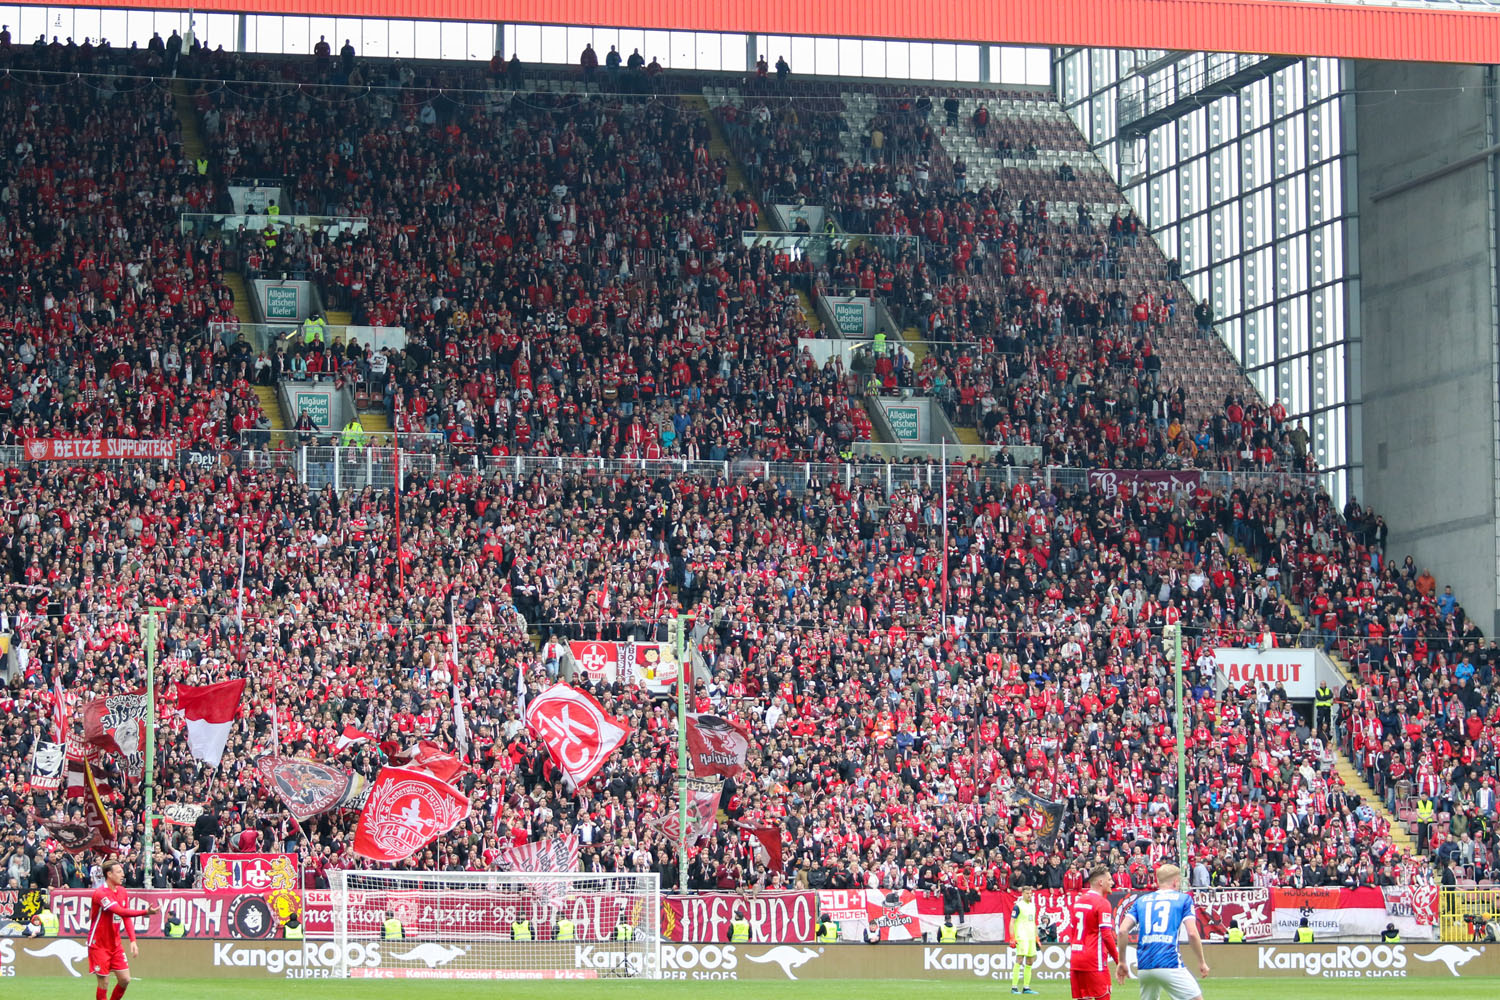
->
<box><xmin>1137</xmin><ymin>966</ymin><xmax>1200</xmax><ymax>1000</ymax></box>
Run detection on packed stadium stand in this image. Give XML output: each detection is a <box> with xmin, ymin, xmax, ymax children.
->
<box><xmin>0</xmin><ymin>36</ymin><xmax>1495</xmax><ymax>909</ymax></box>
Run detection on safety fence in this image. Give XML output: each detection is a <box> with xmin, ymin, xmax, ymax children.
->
<box><xmin>0</xmin><ymin>441</ymin><xmax>1325</xmax><ymax>501</ymax></box>
<box><xmin>1441</xmin><ymin>887</ymin><xmax>1500</xmax><ymax>942</ymax></box>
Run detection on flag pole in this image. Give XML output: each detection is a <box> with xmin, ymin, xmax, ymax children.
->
<box><xmin>393</xmin><ymin>412</ymin><xmax>404</xmax><ymax>598</ymax></box>
<box><xmin>143</xmin><ymin>605</ymin><xmax>166</xmax><ymax>886</ymax></box>
<box><xmin>674</xmin><ymin>614</ymin><xmax>689</xmax><ymax>894</ymax></box>
<box><xmin>940</xmin><ymin>441</ymin><xmax>949</xmax><ymax>632</ymax></box>
<box><xmin>1171</xmin><ymin>622</ymin><xmax>1188</xmax><ymax>868</ymax></box>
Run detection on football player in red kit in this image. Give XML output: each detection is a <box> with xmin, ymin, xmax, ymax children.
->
<box><xmin>90</xmin><ymin>861</ymin><xmax>160</xmax><ymax>1000</ymax></box>
<box><xmin>1069</xmin><ymin>864</ymin><xmax>1121</xmax><ymax>1000</ymax></box>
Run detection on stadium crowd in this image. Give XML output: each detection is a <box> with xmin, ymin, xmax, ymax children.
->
<box><xmin>0</xmin><ymin>42</ymin><xmax>1493</xmax><ymax>909</ymax></box>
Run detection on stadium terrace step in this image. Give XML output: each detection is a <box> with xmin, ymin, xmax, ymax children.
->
<box><xmin>324</xmin><ymin>309</ymin><xmax>354</xmax><ymax>326</ymax></box>
<box><xmin>170</xmin><ymin>80</ymin><xmax>207</xmax><ymax>163</ymax></box>
<box><xmin>863</xmin><ymin>398</ymin><xmax>894</xmax><ymax>444</ymax></box>
<box><xmin>897</xmin><ymin>327</ymin><xmax>929</xmax><ymax>367</ymax></box>
<box><xmin>222</xmin><ymin>272</ymin><xmax>257</xmax><ymax>325</ymax></box>
<box><xmin>681</xmin><ymin>94</ymin><xmax>772</xmax><ymax>230</ymax></box>
<box><xmin>252</xmin><ymin>385</ymin><xmax>288</xmax><ymax>430</ymax></box>
<box><xmin>357</xmin><ymin>410</ymin><xmax>392</xmax><ymax>435</ymax></box>
<box><xmin>1226</xmin><ymin>539</ymin><xmax>1414</xmax><ymax>852</ymax></box>
<box><xmin>954</xmin><ymin>426</ymin><xmax>983</xmax><ymax>446</ymax></box>
<box><xmin>1335</xmin><ymin>754</ymin><xmax>1417</xmax><ymax>853</ymax></box>
<box><xmin>795</xmin><ymin>289</ymin><xmax>823</xmax><ymax>334</ymax></box>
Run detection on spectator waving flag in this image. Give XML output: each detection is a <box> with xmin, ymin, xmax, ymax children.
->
<box><xmin>1010</xmin><ymin>786</ymin><xmax>1065</xmax><ymax>849</ymax></box>
<box><xmin>176</xmin><ymin>678</ymin><xmax>246</xmax><ymax>767</ymax></box>
<box><xmin>385</xmin><ymin>740</ymin><xmax>467</xmax><ymax>783</ymax></box>
<box><xmin>655</xmin><ymin>777</ymin><xmax>723</xmax><ymax>843</ymax></box>
<box><xmin>684</xmin><ymin>713</ymin><xmax>752</xmax><ymax>779</ymax></box>
<box><xmin>500</xmin><ymin>834</ymin><xmax>582</xmax><ymax>874</ymax></box>
<box><xmin>524</xmin><ymin>684</ymin><xmax>628</xmax><ymax>787</ymax></box>
<box><xmin>353</xmin><ymin>765</ymin><xmax>471</xmax><ymax>863</ymax></box>
<box><xmin>82</xmin><ymin>691</ymin><xmax>149</xmax><ymax>778</ymax></box>
<box><xmin>335</xmin><ymin>724</ymin><xmax>377</xmax><ymax>752</ymax></box>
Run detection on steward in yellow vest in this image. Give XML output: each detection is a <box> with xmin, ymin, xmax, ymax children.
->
<box><xmin>555</xmin><ymin>917</ymin><xmax>576</xmax><ymax>941</ymax></box>
<box><xmin>382</xmin><ymin>911</ymin><xmax>404</xmax><ymax>939</ymax></box>
<box><xmin>729</xmin><ymin>914</ymin><xmax>751</xmax><ymax>942</ymax></box>
<box><xmin>511</xmin><ymin>919</ymin><xmax>532</xmax><ymax>941</ymax></box>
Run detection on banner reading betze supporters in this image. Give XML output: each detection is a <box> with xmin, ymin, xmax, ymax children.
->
<box><xmin>661</xmin><ymin>891</ymin><xmax>817</xmax><ymax>943</ymax></box>
<box><xmin>23</xmin><ymin>438</ymin><xmax>177</xmax><ymax>462</ymax></box>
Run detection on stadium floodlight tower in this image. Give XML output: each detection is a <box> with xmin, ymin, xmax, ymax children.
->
<box><xmin>328</xmin><ymin>869</ymin><xmax>661</xmax><ymax>980</ymax></box>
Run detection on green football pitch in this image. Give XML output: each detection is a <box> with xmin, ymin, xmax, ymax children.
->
<box><xmin>6</xmin><ymin>979</ymin><xmax>1500</xmax><ymax>1000</ymax></box>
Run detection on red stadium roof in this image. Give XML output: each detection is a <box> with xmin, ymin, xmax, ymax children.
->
<box><xmin>93</xmin><ymin>0</ymin><xmax>1500</xmax><ymax>64</ymax></box>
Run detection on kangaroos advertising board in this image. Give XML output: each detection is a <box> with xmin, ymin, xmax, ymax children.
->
<box><xmin>3</xmin><ymin>940</ymin><xmax>1498</xmax><ymax>980</ymax></box>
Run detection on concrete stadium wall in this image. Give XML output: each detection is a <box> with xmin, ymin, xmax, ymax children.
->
<box><xmin>1354</xmin><ymin>61</ymin><xmax>1500</xmax><ymax>633</ymax></box>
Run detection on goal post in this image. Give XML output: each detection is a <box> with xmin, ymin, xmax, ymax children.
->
<box><xmin>327</xmin><ymin>869</ymin><xmax>661</xmax><ymax>980</ymax></box>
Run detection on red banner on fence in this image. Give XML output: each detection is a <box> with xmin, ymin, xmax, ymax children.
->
<box><xmin>24</xmin><ymin>438</ymin><xmax>177</xmax><ymax>461</ymax></box>
<box><xmin>661</xmin><ymin>890</ymin><xmax>817</xmax><ymax>943</ymax></box>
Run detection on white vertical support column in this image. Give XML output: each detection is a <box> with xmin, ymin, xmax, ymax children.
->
<box><xmin>236</xmin><ymin>12</ymin><xmax>248</xmax><ymax>53</ymax></box>
<box><xmin>333</xmin><ymin>447</ymin><xmax>342</xmax><ymax>493</ymax></box>
<box><xmin>298</xmin><ymin>445</ymin><xmax>306</xmax><ymax>482</ymax></box>
<box><xmin>745</xmin><ymin>34</ymin><xmax>757</xmax><ymax>75</ymax></box>
<box><xmin>366</xmin><ymin>448</ymin><xmax>373</xmax><ymax>489</ymax></box>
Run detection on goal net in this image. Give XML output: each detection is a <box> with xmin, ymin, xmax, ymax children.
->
<box><xmin>327</xmin><ymin>869</ymin><xmax>661</xmax><ymax>980</ymax></box>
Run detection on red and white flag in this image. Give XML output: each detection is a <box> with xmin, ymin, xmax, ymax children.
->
<box><xmin>500</xmin><ymin>834</ymin><xmax>581</xmax><ymax>874</ymax></box>
<box><xmin>352</xmin><ymin>765</ymin><xmax>471</xmax><ymax>863</ymax></box>
<box><xmin>738</xmin><ymin>823</ymin><xmax>784</xmax><ymax>873</ymax></box>
<box><xmin>51</xmin><ymin>675</ymin><xmax>68</xmax><ymax>743</ymax></box>
<box><xmin>684</xmin><ymin>713</ymin><xmax>752</xmax><ymax>779</ymax></box>
<box><xmin>335</xmin><ymin>724</ymin><xmax>377</xmax><ymax>751</ymax></box>
<box><xmin>176</xmin><ymin>678</ymin><xmax>246</xmax><ymax>767</ymax></box>
<box><xmin>82</xmin><ymin>692</ymin><xmax>149</xmax><ymax>778</ymax></box>
<box><xmin>524</xmin><ymin>684</ymin><xmax>628</xmax><ymax>786</ymax></box>
<box><xmin>657</xmin><ymin>777</ymin><xmax>723</xmax><ymax>843</ymax></box>
<box><xmin>384</xmin><ymin>740</ymin><xmax>466</xmax><ymax>783</ymax></box>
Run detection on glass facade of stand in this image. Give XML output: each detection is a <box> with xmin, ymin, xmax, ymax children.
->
<box><xmin>1058</xmin><ymin>49</ymin><xmax>1359</xmax><ymax>503</ymax></box>
<box><xmin>0</xmin><ymin>6</ymin><xmax>1051</xmax><ymax>84</ymax></box>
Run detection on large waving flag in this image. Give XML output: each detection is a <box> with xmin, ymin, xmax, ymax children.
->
<box><xmin>335</xmin><ymin>724</ymin><xmax>377</xmax><ymax>752</ymax></box>
<box><xmin>177</xmin><ymin>679</ymin><xmax>246</xmax><ymax>767</ymax></box>
<box><xmin>684</xmin><ymin>713</ymin><xmax>752</xmax><ymax>779</ymax></box>
<box><xmin>82</xmin><ymin>692</ymin><xmax>149</xmax><ymax>778</ymax></box>
<box><xmin>524</xmin><ymin>684</ymin><xmax>628</xmax><ymax>786</ymax></box>
<box><xmin>353</xmin><ymin>765</ymin><xmax>471</xmax><ymax>863</ymax></box>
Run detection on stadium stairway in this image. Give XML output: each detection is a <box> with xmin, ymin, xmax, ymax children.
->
<box><xmin>1226</xmin><ymin>541</ymin><xmax>1416</xmax><ymax>854</ymax></box>
<box><xmin>325</xmin><ymin>309</ymin><xmax>354</xmax><ymax>326</ymax></box>
<box><xmin>253</xmin><ymin>385</ymin><xmax>288</xmax><ymax>430</ymax></box>
<box><xmin>222</xmin><ymin>273</ymin><xmax>256</xmax><ymax>326</ymax></box>
<box><xmin>687</xmin><ymin>91</ymin><xmax>821</xmax><ymax>334</ymax></box>
<box><xmin>171</xmin><ymin>81</ymin><xmax>207</xmax><ymax>163</ymax></box>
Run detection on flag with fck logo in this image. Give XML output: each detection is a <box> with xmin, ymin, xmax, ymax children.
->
<box><xmin>353</xmin><ymin>765</ymin><xmax>471</xmax><ymax>863</ymax></box>
<box><xmin>524</xmin><ymin>684</ymin><xmax>627</xmax><ymax>786</ymax></box>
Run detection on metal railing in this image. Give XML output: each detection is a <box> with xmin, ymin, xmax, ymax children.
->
<box><xmin>0</xmin><ymin>441</ymin><xmax>1327</xmax><ymax>500</ymax></box>
<box><xmin>177</xmin><ymin>212</ymin><xmax>369</xmax><ymax>241</ymax></box>
<box><xmin>209</xmin><ymin>321</ymin><xmax>407</xmax><ymax>354</ymax></box>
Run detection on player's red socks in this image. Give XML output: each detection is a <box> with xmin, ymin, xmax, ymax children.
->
<box><xmin>109</xmin><ymin>984</ymin><xmax>128</xmax><ymax>1000</ymax></box>
<box><xmin>96</xmin><ymin>988</ymin><xmax>106</xmax><ymax>1000</ymax></box>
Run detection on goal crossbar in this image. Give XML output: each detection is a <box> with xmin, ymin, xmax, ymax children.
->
<box><xmin>328</xmin><ymin>869</ymin><xmax>661</xmax><ymax>980</ymax></box>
